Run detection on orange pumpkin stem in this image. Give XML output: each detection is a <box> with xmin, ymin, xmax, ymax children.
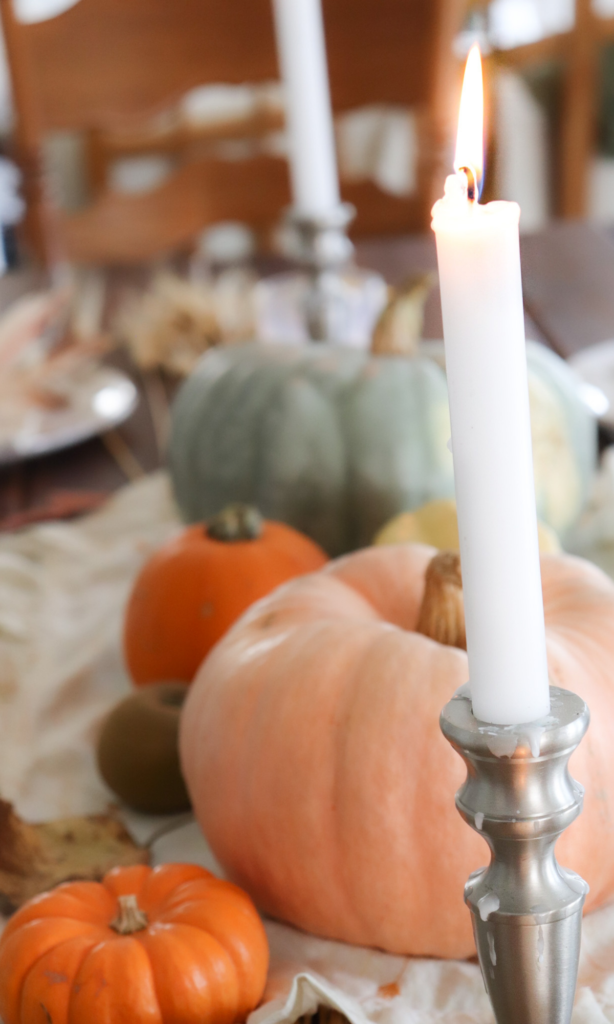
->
<box><xmin>416</xmin><ymin>551</ymin><xmax>466</xmax><ymax>650</ymax></box>
<box><xmin>111</xmin><ymin>893</ymin><xmax>148</xmax><ymax>934</ymax></box>
<box><xmin>206</xmin><ymin>504</ymin><xmax>263</xmax><ymax>542</ymax></box>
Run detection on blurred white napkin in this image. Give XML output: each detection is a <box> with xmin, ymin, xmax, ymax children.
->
<box><xmin>336</xmin><ymin>106</ymin><xmax>418</xmax><ymax>197</ymax></box>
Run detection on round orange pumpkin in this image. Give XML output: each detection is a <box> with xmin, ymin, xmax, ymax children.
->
<box><xmin>180</xmin><ymin>543</ymin><xmax>614</xmax><ymax>960</ymax></box>
<box><xmin>0</xmin><ymin>863</ymin><xmax>269</xmax><ymax>1024</ymax></box>
<box><xmin>124</xmin><ymin>504</ymin><xmax>328</xmax><ymax>685</ymax></box>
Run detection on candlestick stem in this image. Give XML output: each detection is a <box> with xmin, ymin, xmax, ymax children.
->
<box><xmin>440</xmin><ymin>686</ymin><xmax>589</xmax><ymax>1024</ymax></box>
<box><xmin>285</xmin><ymin>203</ymin><xmax>355</xmax><ymax>342</ymax></box>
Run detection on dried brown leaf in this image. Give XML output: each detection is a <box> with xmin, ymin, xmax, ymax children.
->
<box><xmin>0</xmin><ymin>799</ymin><xmax>148</xmax><ymax>914</ymax></box>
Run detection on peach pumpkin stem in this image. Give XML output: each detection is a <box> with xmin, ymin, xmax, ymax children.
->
<box><xmin>206</xmin><ymin>504</ymin><xmax>263</xmax><ymax>542</ymax></box>
<box><xmin>111</xmin><ymin>894</ymin><xmax>148</xmax><ymax>934</ymax></box>
<box><xmin>416</xmin><ymin>551</ymin><xmax>466</xmax><ymax>650</ymax></box>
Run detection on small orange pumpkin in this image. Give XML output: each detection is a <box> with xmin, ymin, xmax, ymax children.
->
<box><xmin>180</xmin><ymin>544</ymin><xmax>614</xmax><ymax>960</ymax></box>
<box><xmin>124</xmin><ymin>504</ymin><xmax>328</xmax><ymax>685</ymax></box>
<box><xmin>0</xmin><ymin>863</ymin><xmax>269</xmax><ymax>1024</ymax></box>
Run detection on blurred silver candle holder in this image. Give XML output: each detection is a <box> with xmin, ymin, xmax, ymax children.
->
<box><xmin>441</xmin><ymin>685</ymin><xmax>589</xmax><ymax>1024</ymax></box>
<box><xmin>253</xmin><ymin>203</ymin><xmax>388</xmax><ymax>347</ymax></box>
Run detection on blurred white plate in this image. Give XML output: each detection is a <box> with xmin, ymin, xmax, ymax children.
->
<box><xmin>568</xmin><ymin>341</ymin><xmax>614</xmax><ymax>427</ymax></box>
<box><xmin>0</xmin><ymin>365</ymin><xmax>138</xmax><ymax>465</ymax></box>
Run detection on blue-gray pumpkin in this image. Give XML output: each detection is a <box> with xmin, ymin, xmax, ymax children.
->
<box><xmin>169</xmin><ymin>341</ymin><xmax>596</xmax><ymax>555</ymax></box>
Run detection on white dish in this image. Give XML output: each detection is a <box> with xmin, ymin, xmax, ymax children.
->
<box><xmin>0</xmin><ymin>364</ymin><xmax>138</xmax><ymax>465</ymax></box>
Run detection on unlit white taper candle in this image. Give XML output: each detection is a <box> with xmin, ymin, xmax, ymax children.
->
<box><xmin>272</xmin><ymin>0</ymin><xmax>340</xmax><ymax>216</ymax></box>
<box><xmin>431</xmin><ymin>47</ymin><xmax>550</xmax><ymax>725</ymax></box>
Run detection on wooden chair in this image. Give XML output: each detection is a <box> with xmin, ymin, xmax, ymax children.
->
<box><xmin>1</xmin><ymin>0</ymin><xmax>470</xmax><ymax>265</ymax></box>
<box><xmin>487</xmin><ymin>0</ymin><xmax>614</xmax><ymax>219</ymax></box>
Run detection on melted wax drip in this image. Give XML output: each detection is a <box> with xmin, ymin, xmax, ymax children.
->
<box><xmin>477</xmin><ymin>891</ymin><xmax>500</xmax><ymax>921</ymax></box>
<box><xmin>560</xmin><ymin>867</ymin><xmax>590</xmax><ymax>896</ymax></box>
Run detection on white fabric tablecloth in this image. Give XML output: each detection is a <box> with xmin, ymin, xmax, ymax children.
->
<box><xmin>0</xmin><ymin>471</ymin><xmax>180</xmax><ymax>821</ymax></box>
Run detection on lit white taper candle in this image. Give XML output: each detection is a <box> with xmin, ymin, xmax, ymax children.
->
<box><xmin>431</xmin><ymin>46</ymin><xmax>550</xmax><ymax>725</ymax></box>
<box><xmin>272</xmin><ymin>0</ymin><xmax>341</xmax><ymax>216</ymax></box>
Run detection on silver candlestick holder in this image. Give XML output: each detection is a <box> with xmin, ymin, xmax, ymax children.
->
<box><xmin>440</xmin><ymin>685</ymin><xmax>589</xmax><ymax>1024</ymax></box>
<box><xmin>253</xmin><ymin>203</ymin><xmax>388</xmax><ymax>347</ymax></box>
<box><xmin>285</xmin><ymin>203</ymin><xmax>355</xmax><ymax>342</ymax></box>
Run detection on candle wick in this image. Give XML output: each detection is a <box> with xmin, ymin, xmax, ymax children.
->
<box><xmin>459</xmin><ymin>166</ymin><xmax>478</xmax><ymax>203</ymax></box>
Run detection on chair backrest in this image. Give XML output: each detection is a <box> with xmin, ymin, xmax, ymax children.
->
<box><xmin>4</xmin><ymin>0</ymin><xmax>278</xmax><ymax>132</ymax></box>
<box><xmin>558</xmin><ymin>0</ymin><xmax>614</xmax><ymax>218</ymax></box>
<box><xmin>2</xmin><ymin>0</ymin><xmax>469</xmax><ymax>264</ymax></box>
<box><xmin>490</xmin><ymin>0</ymin><xmax>614</xmax><ymax>219</ymax></box>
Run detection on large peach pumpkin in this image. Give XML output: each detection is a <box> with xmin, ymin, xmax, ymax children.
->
<box><xmin>180</xmin><ymin>544</ymin><xmax>614</xmax><ymax>959</ymax></box>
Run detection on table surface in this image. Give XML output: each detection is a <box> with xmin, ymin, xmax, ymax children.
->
<box><xmin>2</xmin><ymin>219</ymin><xmax>614</xmax><ymax>521</ymax></box>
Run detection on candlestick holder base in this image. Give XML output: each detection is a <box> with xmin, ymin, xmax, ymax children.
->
<box><xmin>440</xmin><ymin>686</ymin><xmax>589</xmax><ymax>1024</ymax></box>
<box><xmin>253</xmin><ymin>203</ymin><xmax>387</xmax><ymax>347</ymax></box>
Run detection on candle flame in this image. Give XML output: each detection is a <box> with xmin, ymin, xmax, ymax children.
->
<box><xmin>454</xmin><ymin>44</ymin><xmax>484</xmax><ymax>194</ymax></box>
